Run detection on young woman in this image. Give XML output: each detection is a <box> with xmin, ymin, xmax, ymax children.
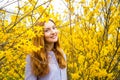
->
<box><xmin>25</xmin><ymin>19</ymin><xmax>67</xmax><ymax>80</ymax></box>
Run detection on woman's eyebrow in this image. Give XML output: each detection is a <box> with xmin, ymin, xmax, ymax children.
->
<box><xmin>52</xmin><ymin>25</ymin><xmax>57</xmax><ymax>28</ymax></box>
<box><xmin>44</xmin><ymin>28</ymin><xmax>50</xmax><ymax>30</ymax></box>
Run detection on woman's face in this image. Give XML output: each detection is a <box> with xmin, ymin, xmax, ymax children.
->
<box><xmin>44</xmin><ymin>20</ymin><xmax>58</xmax><ymax>43</ymax></box>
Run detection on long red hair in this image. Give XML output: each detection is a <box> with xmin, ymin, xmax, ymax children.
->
<box><xmin>30</xmin><ymin>20</ymin><xmax>67</xmax><ymax>77</ymax></box>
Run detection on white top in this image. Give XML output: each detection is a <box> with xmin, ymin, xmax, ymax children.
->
<box><xmin>25</xmin><ymin>51</ymin><xmax>67</xmax><ymax>80</ymax></box>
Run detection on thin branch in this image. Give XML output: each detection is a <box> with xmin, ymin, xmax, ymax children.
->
<box><xmin>14</xmin><ymin>0</ymin><xmax>20</xmax><ymax>24</ymax></box>
<box><xmin>31</xmin><ymin>0</ymin><xmax>39</xmax><ymax>26</ymax></box>
<box><xmin>0</xmin><ymin>0</ymin><xmax>21</xmax><ymax>9</ymax></box>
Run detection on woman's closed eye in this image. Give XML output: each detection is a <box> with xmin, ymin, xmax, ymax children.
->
<box><xmin>44</xmin><ymin>29</ymin><xmax>50</xmax><ymax>32</ymax></box>
<box><xmin>53</xmin><ymin>26</ymin><xmax>57</xmax><ymax>30</ymax></box>
<box><xmin>45</xmin><ymin>27</ymin><xmax>57</xmax><ymax>32</ymax></box>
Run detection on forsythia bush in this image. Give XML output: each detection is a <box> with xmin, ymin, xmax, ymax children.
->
<box><xmin>0</xmin><ymin>0</ymin><xmax>120</xmax><ymax>80</ymax></box>
<box><xmin>60</xmin><ymin>0</ymin><xmax>120</xmax><ymax>80</ymax></box>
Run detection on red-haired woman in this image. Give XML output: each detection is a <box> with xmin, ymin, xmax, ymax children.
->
<box><xmin>25</xmin><ymin>19</ymin><xmax>67</xmax><ymax>80</ymax></box>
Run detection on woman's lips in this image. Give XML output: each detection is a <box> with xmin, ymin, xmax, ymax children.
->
<box><xmin>50</xmin><ymin>35</ymin><xmax>57</xmax><ymax>39</ymax></box>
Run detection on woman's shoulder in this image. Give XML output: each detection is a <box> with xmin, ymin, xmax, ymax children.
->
<box><xmin>26</xmin><ymin>54</ymin><xmax>31</xmax><ymax>62</ymax></box>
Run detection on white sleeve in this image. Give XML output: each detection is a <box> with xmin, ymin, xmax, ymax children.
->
<box><xmin>25</xmin><ymin>55</ymin><xmax>37</xmax><ymax>80</ymax></box>
<box><xmin>62</xmin><ymin>53</ymin><xmax>67</xmax><ymax>80</ymax></box>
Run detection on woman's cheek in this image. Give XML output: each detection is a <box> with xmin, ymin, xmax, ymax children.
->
<box><xmin>44</xmin><ymin>33</ymin><xmax>50</xmax><ymax>38</ymax></box>
<box><xmin>56</xmin><ymin>30</ymin><xmax>59</xmax><ymax>34</ymax></box>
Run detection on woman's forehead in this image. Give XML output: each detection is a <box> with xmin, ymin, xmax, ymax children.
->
<box><xmin>44</xmin><ymin>21</ymin><xmax>55</xmax><ymax>28</ymax></box>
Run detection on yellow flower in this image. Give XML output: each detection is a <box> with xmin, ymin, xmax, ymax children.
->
<box><xmin>78</xmin><ymin>55</ymin><xmax>85</xmax><ymax>64</ymax></box>
<box><xmin>98</xmin><ymin>69</ymin><xmax>107</xmax><ymax>77</ymax></box>
<box><xmin>71</xmin><ymin>72</ymin><xmax>80</xmax><ymax>80</ymax></box>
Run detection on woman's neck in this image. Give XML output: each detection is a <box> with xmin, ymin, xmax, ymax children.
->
<box><xmin>45</xmin><ymin>43</ymin><xmax>54</xmax><ymax>52</ymax></box>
